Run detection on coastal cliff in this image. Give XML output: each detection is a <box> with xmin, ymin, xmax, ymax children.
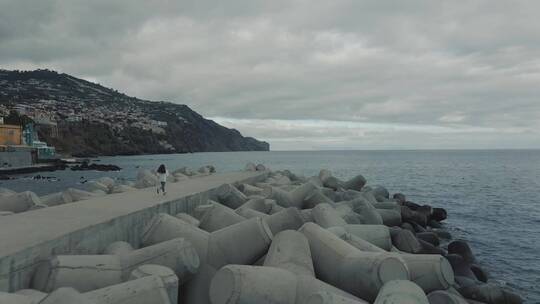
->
<box><xmin>0</xmin><ymin>69</ymin><xmax>269</xmax><ymax>156</ymax></box>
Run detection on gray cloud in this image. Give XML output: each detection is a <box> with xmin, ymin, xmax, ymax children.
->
<box><xmin>1</xmin><ymin>0</ymin><xmax>539</xmax><ymax>149</ymax></box>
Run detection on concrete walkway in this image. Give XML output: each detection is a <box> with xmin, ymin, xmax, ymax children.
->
<box><xmin>0</xmin><ymin>170</ymin><xmax>267</xmax><ymax>291</ymax></box>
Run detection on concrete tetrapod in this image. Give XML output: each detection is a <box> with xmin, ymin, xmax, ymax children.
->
<box><xmin>14</xmin><ymin>289</ymin><xmax>48</xmax><ymax>300</ymax></box>
<box><xmin>323</xmin><ymin>176</ymin><xmax>343</xmax><ymax>191</ymax></box>
<box><xmin>39</xmin><ymin>191</ymin><xmax>73</xmax><ymax>207</ymax></box>
<box><xmin>86</xmin><ymin>181</ymin><xmax>110</xmax><ymax>194</ymax></box>
<box><xmin>344</xmin><ymin>197</ymin><xmax>384</xmax><ymax>225</ymax></box>
<box><xmin>370</xmin><ymin>186</ymin><xmax>390</xmax><ymax>202</ymax></box>
<box><xmin>237</xmin><ymin>183</ymin><xmax>265</xmax><ymax>196</ymax></box>
<box><xmin>32</xmin><ymin>237</ymin><xmax>199</xmax><ymax>292</ymax></box>
<box><xmin>175</xmin><ymin>213</ymin><xmax>201</xmax><ymax>227</ymax></box>
<box><xmin>427</xmin><ymin>290</ymin><xmax>469</xmax><ymax>304</ymax></box>
<box><xmin>266</xmin><ymin>174</ymin><xmax>291</xmax><ymax>186</ymax></box>
<box><xmin>319</xmin><ymin>187</ymin><xmax>340</xmax><ymax>201</ymax></box>
<box><xmin>341</xmin><ymin>224</ymin><xmax>393</xmax><ymax>251</ymax></box>
<box><xmin>236</xmin><ymin>207</ymin><xmax>269</xmax><ymax>219</ymax></box>
<box><xmin>209</xmin><ymin>265</ymin><xmax>367</xmax><ymax>304</ymax></box>
<box><xmin>135</xmin><ymin>169</ymin><xmax>158</xmax><ymax>189</ymax></box>
<box><xmin>338</xmin><ymin>189</ymin><xmax>360</xmax><ymax>202</ymax></box>
<box><xmin>0</xmin><ymin>191</ymin><xmax>43</xmax><ymax>213</ymax></box>
<box><xmin>306</xmin><ymin>176</ymin><xmax>323</xmax><ymax>187</ymax></box>
<box><xmin>172</xmin><ymin>171</ymin><xmax>190</xmax><ymax>182</ymax></box>
<box><xmin>264</xmin><ymin>207</ymin><xmax>305</xmax><ymax>235</ymax></box>
<box><xmin>312</xmin><ymin>203</ymin><xmax>348</xmax><ymax>228</ymax></box>
<box><xmin>303</xmin><ymin>190</ymin><xmax>335</xmax><ymax>209</ymax></box>
<box><xmin>342</xmin><ymin>174</ymin><xmax>367</xmax><ymax>191</ymax></box>
<box><xmin>39</xmin><ymin>287</ymin><xmax>96</xmax><ymax>304</ymax></box>
<box><xmin>215</xmin><ymin>184</ymin><xmax>248</xmax><ymax>209</ymax></box>
<box><xmin>318</xmin><ymin>169</ymin><xmax>333</xmax><ymax>183</ymax></box>
<box><xmin>334</xmin><ymin>203</ymin><xmax>364</xmax><ymax>224</ymax></box>
<box><xmin>141</xmin><ymin>214</ymin><xmax>273</xmax><ymax>304</ymax></box>
<box><xmin>373</xmin><ymin>280</ymin><xmax>429</xmax><ymax>304</ymax></box>
<box><xmin>64</xmin><ymin>188</ymin><xmax>103</xmax><ymax>202</ymax></box>
<box><xmin>235</xmin><ymin>197</ymin><xmax>273</xmax><ymax>213</ymax></box>
<box><xmin>196</xmin><ymin>202</ymin><xmax>246</xmax><ymax>232</ymax></box>
<box><xmin>299</xmin><ymin>222</ymin><xmax>410</xmax><ymax>301</ymax></box>
<box><xmin>390</xmin><ymin>227</ymin><xmax>423</xmax><ymax>254</ymax></box>
<box><xmin>304</xmin><ymin>291</ymin><xmax>369</xmax><ymax>304</ymax></box>
<box><xmin>327</xmin><ymin>226</ymin><xmax>386</xmax><ymax>252</ymax></box>
<box><xmin>1</xmin><ymin>275</ymin><xmax>174</xmax><ymax>304</ymax></box>
<box><xmin>318</xmin><ymin>170</ymin><xmax>344</xmax><ymax>190</ymax></box>
<box><xmin>85</xmin><ymin>275</ymin><xmax>173</xmax><ymax>304</ymax></box>
<box><xmin>103</xmin><ymin>241</ymin><xmax>134</xmax><ymax>256</ymax></box>
<box><xmin>377</xmin><ymin>209</ymin><xmax>402</xmax><ymax>227</ymax></box>
<box><xmin>263</xmin><ymin>230</ymin><xmax>315</xmax><ymax>277</ymax></box>
<box><xmin>300</xmin><ymin>208</ymin><xmax>314</xmax><ymax>222</ymax></box>
<box><xmin>0</xmin><ymin>292</ymin><xmax>38</xmax><ymax>304</ymax></box>
<box><xmin>129</xmin><ymin>264</ymin><xmax>179</xmax><ymax>304</ymax></box>
<box><xmin>360</xmin><ymin>190</ymin><xmax>379</xmax><ymax>205</ymax></box>
<box><xmin>398</xmin><ymin>254</ymin><xmax>455</xmax><ymax>293</ymax></box>
<box><xmin>262</xmin><ymin>182</ymin><xmax>317</xmax><ymax>208</ymax></box>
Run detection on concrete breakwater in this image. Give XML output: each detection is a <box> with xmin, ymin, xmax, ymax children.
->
<box><xmin>0</xmin><ymin>164</ymin><xmax>523</xmax><ymax>304</ymax></box>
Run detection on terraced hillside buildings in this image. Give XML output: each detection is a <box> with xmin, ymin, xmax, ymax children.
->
<box><xmin>0</xmin><ymin>69</ymin><xmax>269</xmax><ymax>156</ymax></box>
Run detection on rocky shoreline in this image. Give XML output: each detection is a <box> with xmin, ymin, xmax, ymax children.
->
<box><xmin>0</xmin><ymin>164</ymin><xmax>523</xmax><ymax>303</ymax></box>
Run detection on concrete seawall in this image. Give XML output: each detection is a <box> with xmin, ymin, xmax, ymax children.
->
<box><xmin>0</xmin><ymin>170</ymin><xmax>268</xmax><ymax>292</ymax></box>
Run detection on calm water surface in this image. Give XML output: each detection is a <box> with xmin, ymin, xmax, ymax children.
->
<box><xmin>2</xmin><ymin>150</ymin><xmax>539</xmax><ymax>302</ymax></box>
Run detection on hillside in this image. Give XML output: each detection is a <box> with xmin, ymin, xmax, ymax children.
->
<box><xmin>0</xmin><ymin>69</ymin><xmax>269</xmax><ymax>156</ymax></box>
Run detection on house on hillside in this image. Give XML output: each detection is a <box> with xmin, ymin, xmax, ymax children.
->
<box><xmin>0</xmin><ymin>123</ymin><xmax>35</xmax><ymax>168</ymax></box>
<box><xmin>0</xmin><ymin>119</ymin><xmax>57</xmax><ymax>168</ymax></box>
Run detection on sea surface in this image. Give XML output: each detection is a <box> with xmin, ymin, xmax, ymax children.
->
<box><xmin>2</xmin><ymin>150</ymin><xmax>539</xmax><ymax>302</ymax></box>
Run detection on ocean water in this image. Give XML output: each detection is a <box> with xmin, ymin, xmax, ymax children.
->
<box><xmin>2</xmin><ymin>150</ymin><xmax>539</xmax><ymax>302</ymax></box>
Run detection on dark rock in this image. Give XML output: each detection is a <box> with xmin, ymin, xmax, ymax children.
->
<box><xmin>389</xmin><ymin>227</ymin><xmax>422</xmax><ymax>254</ymax></box>
<box><xmin>416</xmin><ymin>205</ymin><xmax>433</xmax><ymax>218</ymax></box>
<box><xmin>431</xmin><ymin>229</ymin><xmax>452</xmax><ymax>240</ymax></box>
<box><xmin>71</xmin><ymin>163</ymin><xmax>121</xmax><ymax>172</ymax></box>
<box><xmin>400</xmin><ymin>222</ymin><xmax>415</xmax><ymax>233</ymax></box>
<box><xmin>429</xmin><ymin>219</ymin><xmax>443</xmax><ymax>228</ymax></box>
<box><xmin>401</xmin><ymin>206</ymin><xmax>428</xmax><ymax>227</ymax></box>
<box><xmin>458</xmin><ymin>283</ymin><xmax>523</xmax><ymax>304</ymax></box>
<box><xmin>432</xmin><ymin>207</ymin><xmax>448</xmax><ymax>221</ymax></box>
<box><xmin>393</xmin><ymin>193</ymin><xmax>406</xmax><ymax>204</ymax></box>
<box><xmin>418</xmin><ymin>239</ymin><xmax>446</xmax><ymax>255</ymax></box>
<box><xmin>470</xmin><ymin>264</ymin><xmax>489</xmax><ymax>283</ymax></box>
<box><xmin>448</xmin><ymin>240</ymin><xmax>476</xmax><ymax>264</ymax></box>
<box><xmin>416</xmin><ymin>232</ymin><xmax>440</xmax><ymax>246</ymax></box>
<box><xmin>454</xmin><ymin>275</ymin><xmax>479</xmax><ymax>288</ymax></box>
<box><xmin>446</xmin><ymin>254</ymin><xmax>477</xmax><ymax>279</ymax></box>
<box><xmin>408</xmin><ymin>220</ymin><xmax>427</xmax><ymax>233</ymax></box>
<box><xmin>403</xmin><ymin>201</ymin><xmax>421</xmax><ymax>210</ymax></box>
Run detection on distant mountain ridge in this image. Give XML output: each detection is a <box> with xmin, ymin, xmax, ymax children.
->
<box><xmin>0</xmin><ymin>69</ymin><xmax>269</xmax><ymax>156</ymax></box>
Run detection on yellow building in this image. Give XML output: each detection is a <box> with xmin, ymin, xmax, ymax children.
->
<box><xmin>0</xmin><ymin>124</ymin><xmax>23</xmax><ymax>146</ymax></box>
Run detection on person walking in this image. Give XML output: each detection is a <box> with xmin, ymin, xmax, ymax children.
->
<box><xmin>156</xmin><ymin>164</ymin><xmax>169</xmax><ymax>195</ymax></box>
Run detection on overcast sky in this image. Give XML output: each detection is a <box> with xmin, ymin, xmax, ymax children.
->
<box><xmin>1</xmin><ymin>0</ymin><xmax>539</xmax><ymax>150</ymax></box>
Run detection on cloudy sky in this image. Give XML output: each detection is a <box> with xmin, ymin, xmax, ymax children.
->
<box><xmin>1</xmin><ymin>0</ymin><xmax>539</xmax><ymax>150</ymax></box>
